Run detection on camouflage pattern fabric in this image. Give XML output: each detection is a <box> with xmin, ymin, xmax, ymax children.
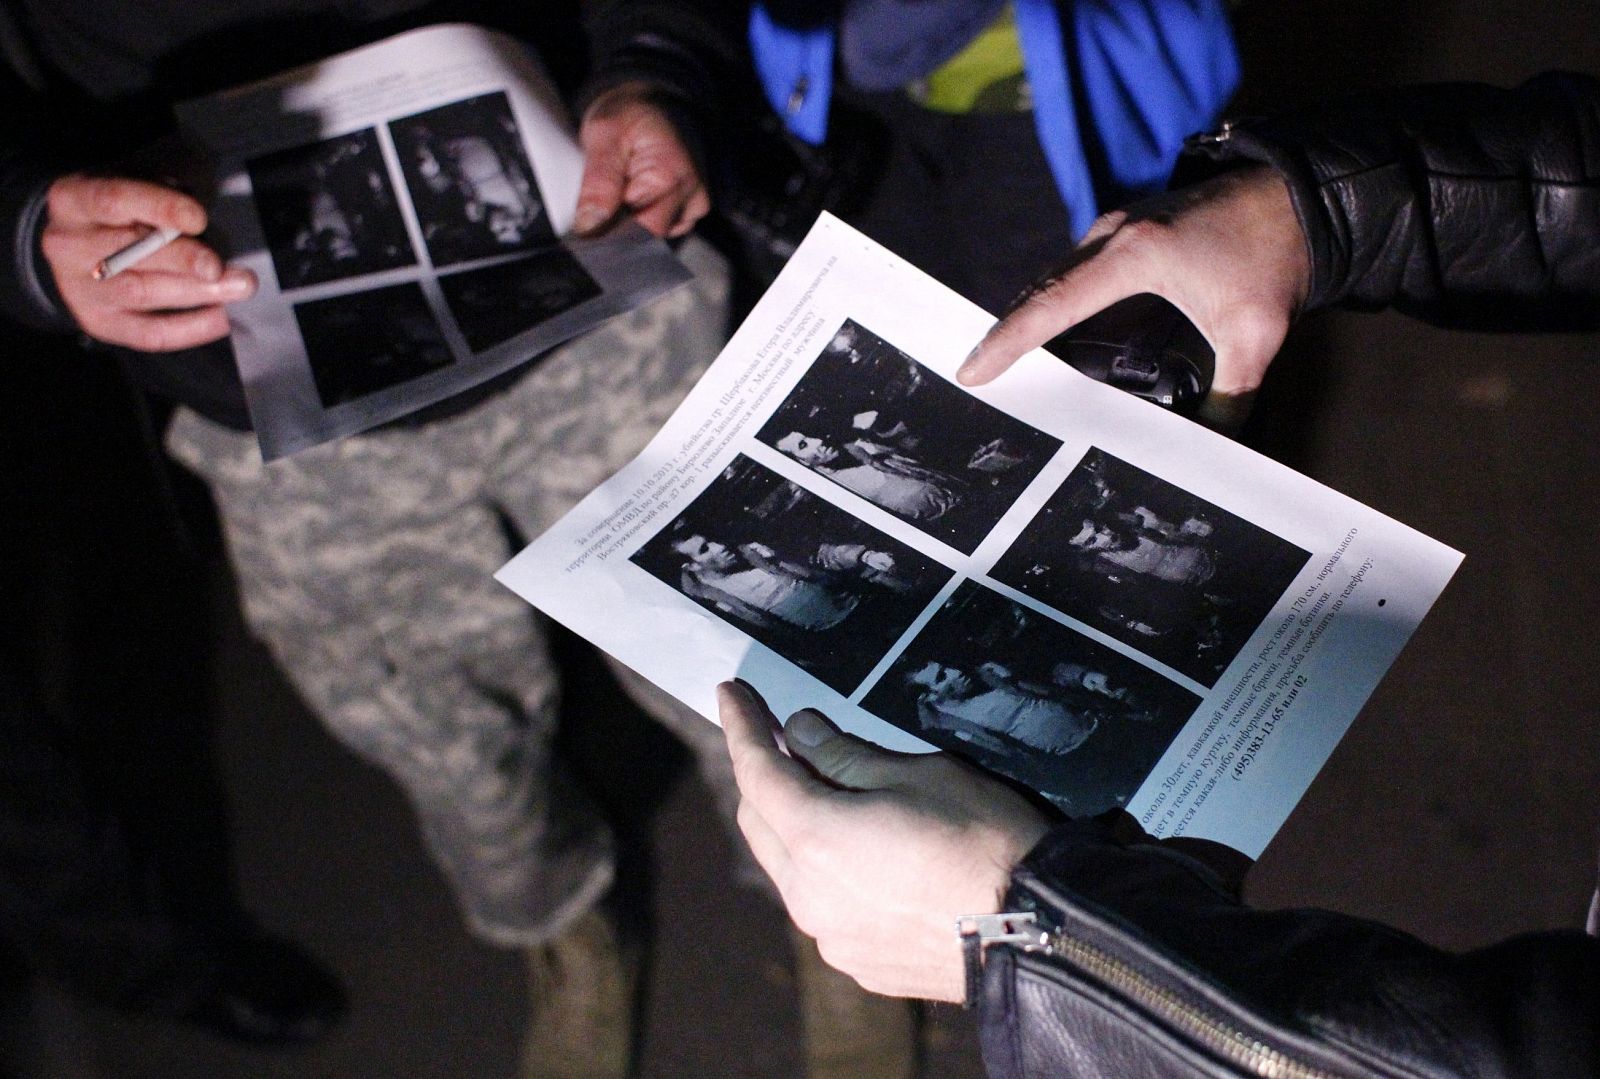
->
<box><xmin>168</xmin><ymin>237</ymin><xmax>737</xmax><ymax>947</ymax></box>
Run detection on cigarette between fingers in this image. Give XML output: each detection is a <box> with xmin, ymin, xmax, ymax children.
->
<box><xmin>93</xmin><ymin>226</ymin><xmax>184</xmax><ymax>281</ymax></box>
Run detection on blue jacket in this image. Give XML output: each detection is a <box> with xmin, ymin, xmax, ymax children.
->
<box><xmin>749</xmin><ymin>0</ymin><xmax>1239</xmax><ymax>239</ymax></box>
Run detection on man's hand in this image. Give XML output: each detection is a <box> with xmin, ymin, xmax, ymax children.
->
<box><xmin>575</xmin><ymin>82</ymin><xmax>709</xmax><ymax>239</ymax></box>
<box><xmin>958</xmin><ymin>166</ymin><xmax>1311</xmax><ymax>429</ymax></box>
<box><xmin>42</xmin><ymin>175</ymin><xmax>256</xmax><ymax>351</ymax></box>
<box><xmin>719</xmin><ymin>681</ymin><xmax>1051</xmax><ymax>1002</ymax></box>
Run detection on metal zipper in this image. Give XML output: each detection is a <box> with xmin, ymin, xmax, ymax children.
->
<box><xmin>786</xmin><ymin>76</ymin><xmax>810</xmax><ymax>116</ymax></box>
<box><xmin>1030</xmin><ymin>926</ymin><xmax>1342</xmax><ymax>1079</ymax></box>
<box><xmin>1190</xmin><ymin>119</ymin><xmax>1236</xmax><ymax>146</ymax></box>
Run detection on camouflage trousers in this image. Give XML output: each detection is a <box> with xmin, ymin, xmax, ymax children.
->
<box><xmin>167</xmin><ymin>237</ymin><xmax>746</xmax><ymax>947</ymax></box>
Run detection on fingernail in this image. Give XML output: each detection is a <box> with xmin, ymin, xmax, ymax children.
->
<box><xmin>218</xmin><ymin>272</ymin><xmax>253</xmax><ymax>299</ymax></box>
<box><xmin>573</xmin><ymin>204</ymin><xmax>606</xmax><ymax>233</ymax></box>
<box><xmin>784</xmin><ymin>709</ymin><xmax>833</xmax><ymax>747</ymax></box>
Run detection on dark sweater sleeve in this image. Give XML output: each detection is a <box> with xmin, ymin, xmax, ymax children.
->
<box><xmin>0</xmin><ymin>111</ymin><xmax>77</xmax><ymax>335</ymax></box>
<box><xmin>1178</xmin><ymin>71</ymin><xmax>1600</xmax><ymax>327</ymax></box>
<box><xmin>979</xmin><ymin>820</ymin><xmax>1600</xmax><ymax>1079</ymax></box>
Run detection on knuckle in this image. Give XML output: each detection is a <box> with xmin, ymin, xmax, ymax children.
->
<box><xmin>735</xmin><ymin>800</ymin><xmax>761</xmax><ymax>835</ymax></box>
<box><xmin>38</xmin><ymin>229</ymin><xmax>69</xmax><ymax>263</ymax></box>
<box><xmin>784</xmin><ymin>822</ymin><xmax>821</xmax><ymax>866</ymax></box>
<box><xmin>786</xmin><ymin>825</ymin><xmax>838</xmax><ymax>881</ymax></box>
<box><xmin>579</xmin><ymin>114</ymin><xmax>621</xmax><ymax>148</ymax></box>
<box><xmin>1018</xmin><ymin>281</ymin><xmax>1063</xmax><ymax>313</ymax></box>
<box><xmin>86</xmin><ymin>179</ymin><xmax>123</xmax><ymax>222</ymax></box>
<box><xmin>1082</xmin><ymin>208</ymin><xmax>1128</xmax><ymax>243</ymax></box>
<box><xmin>44</xmin><ymin>177</ymin><xmax>77</xmax><ymax>220</ymax></box>
<box><xmin>161</xmin><ymin>192</ymin><xmax>199</xmax><ymax>229</ymax></box>
<box><xmin>788</xmin><ymin>903</ymin><xmax>821</xmax><ymax>940</ymax></box>
<box><xmin>1225</xmin><ymin>305</ymin><xmax>1287</xmax><ymax>362</ymax></box>
<box><xmin>812</xmin><ymin>934</ymin><xmax>847</xmax><ymax>970</ymax></box>
<box><xmin>1112</xmin><ymin>216</ymin><xmax>1170</xmax><ymax>257</ymax></box>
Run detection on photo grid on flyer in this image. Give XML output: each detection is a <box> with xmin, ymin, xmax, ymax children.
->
<box><xmin>496</xmin><ymin>212</ymin><xmax>1462</xmax><ymax>858</ymax></box>
<box><xmin>176</xmin><ymin>25</ymin><xmax>691</xmax><ymax>460</ymax></box>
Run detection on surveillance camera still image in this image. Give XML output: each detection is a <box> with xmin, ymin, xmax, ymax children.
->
<box><xmin>860</xmin><ymin>582</ymin><xmax>1201</xmax><ymax>817</ymax></box>
<box><xmin>248</xmin><ymin>129</ymin><xmax>417</xmax><ymax>290</ymax></box>
<box><xmin>990</xmin><ymin>448</ymin><xmax>1311</xmax><ymax>686</ymax></box>
<box><xmin>755</xmin><ymin>319</ymin><xmax>1062</xmax><ymax>553</ymax></box>
<box><xmin>630</xmin><ymin>455</ymin><xmax>954</xmax><ymax>695</ymax></box>
<box><xmin>438</xmin><ymin>246</ymin><xmax>602</xmax><ymax>353</ymax></box>
<box><xmin>389</xmin><ymin>91</ymin><xmax>557</xmax><ymax>268</ymax></box>
<box><xmin>292</xmin><ymin>282</ymin><xmax>454</xmax><ymax>407</ymax></box>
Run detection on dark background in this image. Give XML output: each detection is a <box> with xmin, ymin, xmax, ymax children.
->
<box><xmin>4</xmin><ymin>3</ymin><xmax>1600</xmax><ymax>1074</ymax></box>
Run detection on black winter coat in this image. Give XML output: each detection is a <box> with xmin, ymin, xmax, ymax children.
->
<box><xmin>980</xmin><ymin>72</ymin><xmax>1600</xmax><ymax>1079</ymax></box>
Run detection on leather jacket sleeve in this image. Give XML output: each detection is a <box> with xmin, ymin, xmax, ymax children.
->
<box><xmin>0</xmin><ymin>60</ymin><xmax>77</xmax><ymax>336</ymax></box>
<box><xmin>978</xmin><ymin>820</ymin><xmax>1600</xmax><ymax>1078</ymax></box>
<box><xmin>0</xmin><ymin>146</ymin><xmax>73</xmax><ymax>335</ymax></box>
<box><xmin>1177</xmin><ymin>71</ymin><xmax>1600</xmax><ymax>328</ymax></box>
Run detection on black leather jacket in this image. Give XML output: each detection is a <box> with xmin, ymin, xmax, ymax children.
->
<box><xmin>1180</xmin><ymin>70</ymin><xmax>1600</xmax><ymax>326</ymax></box>
<box><xmin>979</xmin><ymin>73</ymin><xmax>1600</xmax><ymax>1079</ymax></box>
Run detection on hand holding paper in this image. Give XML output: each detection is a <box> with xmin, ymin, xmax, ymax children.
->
<box><xmin>497</xmin><ymin>213</ymin><xmax>1461</xmax><ymax>860</ymax></box>
<box><xmin>959</xmin><ymin>166</ymin><xmax>1309</xmax><ymax>429</ymax></box>
<box><xmin>576</xmin><ymin>81</ymin><xmax>710</xmax><ymax>239</ymax></box>
<box><xmin>718</xmin><ymin>680</ymin><xmax>1051</xmax><ymax>1003</ymax></box>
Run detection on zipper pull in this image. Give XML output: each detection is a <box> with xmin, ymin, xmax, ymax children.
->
<box><xmin>1188</xmin><ymin>119</ymin><xmax>1235</xmax><ymax>147</ymax></box>
<box><xmin>956</xmin><ymin>911</ymin><xmax>1042</xmax><ymax>1007</ymax></box>
<box><xmin>786</xmin><ymin>76</ymin><xmax>810</xmax><ymax>116</ymax></box>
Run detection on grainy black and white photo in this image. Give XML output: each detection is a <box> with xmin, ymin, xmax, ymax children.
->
<box><xmin>390</xmin><ymin>92</ymin><xmax>555</xmax><ymax>268</ymax></box>
<box><xmin>437</xmin><ymin>247</ymin><xmax>601</xmax><ymax>353</ymax></box>
<box><xmin>293</xmin><ymin>283</ymin><xmax>454</xmax><ymax>408</ymax></box>
<box><xmin>755</xmin><ymin>319</ymin><xmax>1061</xmax><ymax>552</ymax></box>
<box><xmin>991</xmin><ymin>448</ymin><xmax>1311</xmax><ymax>685</ymax></box>
<box><xmin>860</xmin><ymin>582</ymin><xmax>1200</xmax><ymax>816</ymax></box>
<box><xmin>249</xmin><ymin>129</ymin><xmax>415</xmax><ymax>289</ymax></box>
<box><xmin>631</xmin><ymin>456</ymin><xmax>952</xmax><ymax>694</ymax></box>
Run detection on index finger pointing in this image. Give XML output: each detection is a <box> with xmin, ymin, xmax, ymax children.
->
<box><xmin>48</xmin><ymin>175</ymin><xmax>207</xmax><ymax>234</ymax></box>
<box><xmin>957</xmin><ymin>243</ymin><xmax>1140</xmax><ymax>387</ymax></box>
<box><xmin>718</xmin><ymin>682</ymin><xmax>830</xmax><ymax>830</ymax></box>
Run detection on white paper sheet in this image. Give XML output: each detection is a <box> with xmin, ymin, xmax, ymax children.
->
<box><xmin>496</xmin><ymin>213</ymin><xmax>1462</xmax><ymax>858</ymax></box>
<box><xmin>175</xmin><ymin>24</ymin><xmax>690</xmax><ymax>460</ymax></box>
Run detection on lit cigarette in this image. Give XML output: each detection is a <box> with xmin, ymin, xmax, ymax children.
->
<box><xmin>93</xmin><ymin>226</ymin><xmax>183</xmax><ymax>281</ymax></box>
